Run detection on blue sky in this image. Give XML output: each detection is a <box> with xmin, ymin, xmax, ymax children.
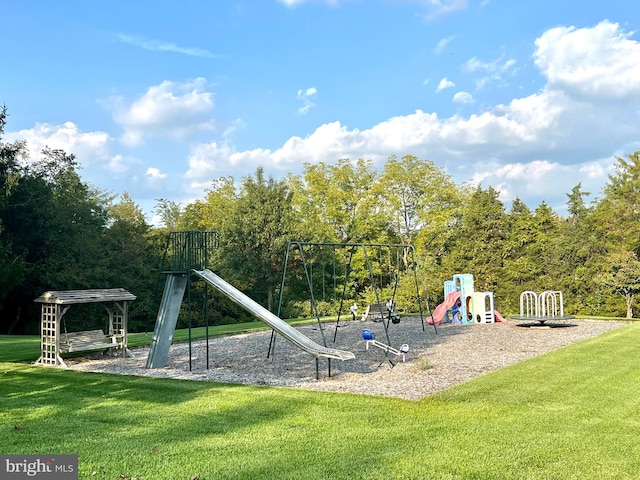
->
<box><xmin>2</xmin><ymin>0</ymin><xmax>640</xmax><ymax>223</ymax></box>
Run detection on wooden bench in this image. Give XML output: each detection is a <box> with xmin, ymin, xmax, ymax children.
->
<box><xmin>361</xmin><ymin>302</ymin><xmax>400</xmax><ymax>323</ymax></box>
<box><xmin>59</xmin><ymin>329</ymin><xmax>118</xmax><ymax>353</ymax></box>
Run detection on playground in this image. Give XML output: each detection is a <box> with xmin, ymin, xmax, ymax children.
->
<box><xmin>66</xmin><ymin>316</ymin><xmax>625</xmax><ymax>401</ymax></box>
<box><xmin>32</xmin><ymin>231</ymin><xmax>626</xmax><ymax>400</ymax></box>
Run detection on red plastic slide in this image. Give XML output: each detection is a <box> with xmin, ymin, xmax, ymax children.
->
<box><xmin>427</xmin><ymin>290</ymin><xmax>462</xmax><ymax>325</ymax></box>
<box><xmin>494</xmin><ymin>310</ymin><xmax>507</xmax><ymax>323</ymax></box>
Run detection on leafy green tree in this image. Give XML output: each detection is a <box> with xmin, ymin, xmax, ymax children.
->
<box><xmin>596</xmin><ymin>151</ymin><xmax>640</xmax><ymax>253</ymax></box>
<box><xmin>501</xmin><ymin>198</ymin><xmax>539</xmax><ymax>310</ymax></box>
<box><xmin>375</xmin><ymin>155</ymin><xmax>461</xmax><ymax>252</ymax></box>
<box><xmin>296</xmin><ymin>158</ymin><xmax>383</xmax><ymax>243</ymax></box>
<box><xmin>0</xmin><ymin>105</ymin><xmax>29</xmax><ymax>331</ymax></box>
<box><xmin>595</xmin><ymin>249</ymin><xmax>640</xmax><ymax>318</ymax></box>
<box><xmin>220</xmin><ymin>167</ymin><xmax>297</xmax><ymax>312</ymax></box>
<box><xmin>374</xmin><ymin>154</ymin><xmax>463</xmax><ymax>309</ymax></box>
<box><xmin>591</xmin><ymin>150</ymin><xmax>640</xmax><ymax>315</ymax></box>
<box><xmin>0</xmin><ymin>147</ymin><xmax>111</xmax><ymax>333</ymax></box>
<box><xmin>558</xmin><ymin>184</ymin><xmax>603</xmax><ymax>314</ymax></box>
<box><xmin>104</xmin><ymin>193</ymin><xmax>161</xmax><ymax>332</ymax></box>
<box><xmin>154</xmin><ymin>198</ymin><xmax>182</xmax><ymax>230</ymax></box>
<box><xmin>443</xmin><ymin>186</ymin><xmax>506</xmax><ymax>298</ymax></box>
<box><xmin>530</xmin><ymin>202</ymin><xmax>562</xmax><ymax>289</ymax></box>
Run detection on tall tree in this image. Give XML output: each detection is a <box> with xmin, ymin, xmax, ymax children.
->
<box><xmin>501</xmin><ymin>198</ymin><xmax>538</xmax><ymax>309</ymax></box>
<box><xmin>296</xmin><ymin>158</ymin><xmax>382</xmax><ymax>243</ymax></box>
<box><xmin>154</xmin><ymin>198</ymin><xmax>182</xmax><ymax>231</ymax></box>
<box><xmin>375</xmin><ymin>154</ymin><xmax>461</xmax><ymax>256</ymax></box>
<box><xmin>0</xmin><ymin>147</ymin><xmax>111</xmax><ymax>333</ymax></box>
<box><xmin>374</xmin><ymin>154</ymin><xmax>463</xmax><ymax>306</ymax></box>
<box><xmin>221</xmin><ymin>168</ymin><xmax>297</xmax><ymax>311</ymax></box>
<box><xmin>105</xmin><ymin>193</ymin><xmax>160</xmax><ymax>331</ymax></box>
<box><xmin>595</xmin><ymin>249</ymin><xmax>640</xmax><ymax>318</ymax></box>
<box><xmin>596</xmin><ymin>151</ymin><xmax>640</xmax><ymax>254</ymax></box>
<box><xmin>558</xmin><ymin>184</ymin><xmax>603</xmax><ymax>314</ymax></box>
<box><xmin>530</xmin><ymin>201</ymin><xmax>562</xmax><ymax>288</ymax></box>
<box><xmin>443</xmin><ymin>186</ymin><xmax>506</xmax><ymax>296</ymax></box>
<box><xmin>591</xmin><ymin>150</ymin><xmax>640</xmax><ymax>316</ymax></box>
<box><xmin>0</xmin><ymin>105</ymin><xmax>28</xmax><ymax>331</ymax></box>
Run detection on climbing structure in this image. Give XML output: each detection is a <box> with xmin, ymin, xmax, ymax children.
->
<box><xmin>444</xmin><ymin>273</ymin><xmax>495</xmax><ymax>324</ymax></box>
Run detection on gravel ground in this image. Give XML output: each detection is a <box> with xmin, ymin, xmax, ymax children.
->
<box><xmin>65</xmin><ymin>317</ymin><xmax>628</xmax><ymax>401</ymax></box>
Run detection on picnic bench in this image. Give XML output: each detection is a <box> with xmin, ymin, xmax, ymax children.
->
<box><xmin>361</xmin><ymin>302</ymin><xmax>400</xmax><ymax>323</ymax></box>
<box><xmin>59</xmin><ymin>329</ymin><xmax>119</xmax><ymax>354</ymax></box>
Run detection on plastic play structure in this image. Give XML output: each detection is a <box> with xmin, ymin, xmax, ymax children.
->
<box><xmin>427</xmin><ymin>273</ymin><xmax>504</xmax><ymax>325</ymax></box>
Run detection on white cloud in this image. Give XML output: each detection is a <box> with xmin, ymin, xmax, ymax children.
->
<box><xmin>6</xmin><ymin>121</ymin><xmax>113</xmax><ymax>168</ymax></box>
<box><xmin>436</xmin><ymin>77</ymin><xmax>455</xmax><ymax>92</ymax></box>
<box><xmin>469</xmin><ymin>156</ymin><xmax>615</xmax><ymax>212</ymax></box>
<box><xmin>296</xmin><ymin>87</ymin><xmax>318</xmax><ymax>115</ymax></box>
<box><xmin>453</xmin><ymin>91</ymin><xmax>473</xmax><ymax>104</ymax></box>
<box><xmin>107</xmin><ymin>154</ymin><xmax>140</xmax><ymax>173</ymax></box>
<box><xmin>434</xmin><ymin>35</ymin><xmax>455</xmax><ymax>54</ymax></box>
<box><xmin>145</xmin><ymin>167</ymin><xmax>168</xmax><ymax>180</ymax></box>
<box><xmin>107</xmin><ymin>78</ymin><xmax>216</xmax><ymax>147</ymax></box>
<box><xmin>462</xmin><ymin>54</ymin><xmax>517</xmax><ymax>90</ymax></box>
<box><xmin>534</xmin><ymin>20</ymin><xmax>640</xmax><ymax>100</ymax></box>
<box><xmin>114</xmin><ymin>33</ymin><xmax>220</xmax><ymax>58</ymax></box>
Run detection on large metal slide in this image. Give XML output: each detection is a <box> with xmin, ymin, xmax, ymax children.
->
<box><xmin>193</xmin><ymin>269</ymin><xmax>355</xmax><ymax>361</ymax></box>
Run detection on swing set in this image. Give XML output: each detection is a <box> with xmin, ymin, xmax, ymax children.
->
<box><xmin>271</xmin><ymin>241</ymin><xmax>433</xmax><ymax>366</ymax></box>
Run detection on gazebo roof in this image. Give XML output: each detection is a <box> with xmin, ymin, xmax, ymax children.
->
<box><xmin>34</xmin><ymin>288</ymin><xmax>136</xmax><ymax>305</ymax></box>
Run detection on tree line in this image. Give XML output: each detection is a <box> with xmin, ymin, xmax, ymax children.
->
<box><xmin>2</xmin><ymin>105</ymin><xmax>639</xmax><ymax>335</ymax></box>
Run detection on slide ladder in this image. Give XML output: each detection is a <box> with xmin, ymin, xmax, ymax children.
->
<box><xmin>146</xmin><ymin>273</ymin><xmax>188</xmax><ymax>368</ymax></box>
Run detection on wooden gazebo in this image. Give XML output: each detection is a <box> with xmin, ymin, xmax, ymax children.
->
<box><xmin>34</xmin><ymin>288</ymin><xmax>136</xmax><ymax>367</ymax></box>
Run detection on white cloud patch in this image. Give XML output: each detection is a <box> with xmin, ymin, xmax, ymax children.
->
<box><xmin>107</xmin><ymin>78</ymin><xmax>216</xmax><ymax>147</ymax></box>
<box><xmin>186</xmin><ymin>141</ymin><xmax>288</xmax><ymax>194</ymax></box>
<box><xmin>296</xmin><ymin>87</ymin><xmax>318</xmax><ymax>115</ymax></box>
<box><xmin>434</xmin><ymin>35</ymin><xmax>455</xmax><ymax>54</ymax></box>
<box><xmin>534</xmin><ymin>20</ymin><xmax>640</xmax><ymax>100</ymax></box>
<box><xmin>436</xmin><ymin>77</ymin><xmax>455</xmax><ymax>92</ymax></box>
<box><xmin>145</xmin><ymin>167</ymin><xmax>168</xmax><ymax>180</ymax></box>
<box><xmin>453</xmin><ymin>91</ymin><xmax>473</xmax><ymax>104</ymax></box>
<box><xmin>5</xmin><ymin>121</ymin><xmax>114</xmax><ymax>168</ymax></box>
<box><xmin>462</xmin><ymin>53</ymin><xmax>517</xmax><ymax>90</ymax></box>
<box><xmin>114</xmin><ymin>33</ymin><xmax>220</xmax><ymax>58</ymax></box>
<box><xmin>107</xmin><ymin>154</ymin><xmax>139</xmax><ymax>173</ymax></box>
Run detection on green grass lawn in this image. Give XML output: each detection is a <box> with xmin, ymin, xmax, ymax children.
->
<box><xmin>2</xmin><ymin>324</ymin><xmax>640</xmax><ymax>479</ymax></box>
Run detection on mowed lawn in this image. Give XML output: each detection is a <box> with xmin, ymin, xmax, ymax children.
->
<box><xmin>2</xmin><ymin>323</ymin><xmax>640</xmax><ymax>479</ymax></box>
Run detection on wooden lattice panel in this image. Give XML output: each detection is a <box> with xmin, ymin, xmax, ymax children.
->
<box><xmin>39</xmin><ymin>304</ymin><xmax>59</xmax><ymax>366</ymax></box>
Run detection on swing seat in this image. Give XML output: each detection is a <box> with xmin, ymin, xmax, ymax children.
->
<box><xmin>361</xmin><ymin>302</ymin><xmax>400</xmax><ymax>323</ymax></box>
<box><xmin>59</xmin><ymin>329</ymin><xmax>117</xmax><ymax>353</ymax></box>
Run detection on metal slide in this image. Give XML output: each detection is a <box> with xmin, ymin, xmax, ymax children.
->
<box><xmin>193</xmin><ymin>269</ymin><xmax>355</xmax><ymax>361</ymax></box>
<box><xmin>146</xmin><ymin>273</ymin><xmax>189</xmax><ymax>368</ymax></box>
